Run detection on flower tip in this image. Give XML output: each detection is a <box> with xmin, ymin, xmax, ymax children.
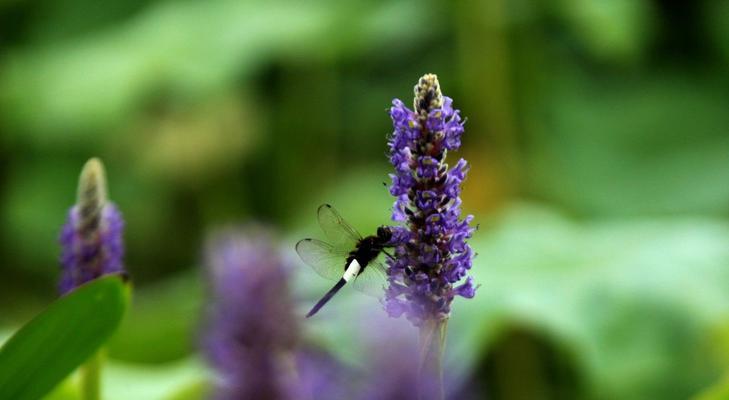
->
<box><xmin>414</xmin><ymin>73</ymin><xmax>443</xmax><ymax>114</ymax></box>
<box><xmin>77</xmin><ymin>157</ymin><xmax>108</xmax><ymax>206</ymax></box>
<box><xmin>419</xmin><ymin>73</ymin><xmax>439</xmax><ymax>85</ymax></box>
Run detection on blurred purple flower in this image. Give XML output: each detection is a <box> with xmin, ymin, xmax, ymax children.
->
<box><xmin>204</xmin><ymin>228</ymin><xmax>299</xmax><ymax>400</ymax></box>
<box><xmin>385</xmin><ymin>74</ymin><xmax>476</xmax><ymax>327</ymax></box>
<box><xmin>296</xmin><ymin>349</ymin><xmax>351</xmax><ymax>400</ymax></box>
<box><xmin>59</xmin><ymin>158</ymin><xmax>125</xmax><ymax>294</ymax></box>
<box><xmin>204</xmin><ymin>228</ymin><xmax>352</xmax><ymax>400</ymax></box>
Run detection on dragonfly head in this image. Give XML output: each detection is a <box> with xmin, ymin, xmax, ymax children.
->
<box><xmin>376</xmin><ymin>226</ymin><xmax>393</xmax><ymax>243</ymax></box>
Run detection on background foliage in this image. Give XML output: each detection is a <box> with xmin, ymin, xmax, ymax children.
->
<box><xmin>1</xmin><ymin>0</ymin><xmax>729</xmax><ymax>399</ymax></box>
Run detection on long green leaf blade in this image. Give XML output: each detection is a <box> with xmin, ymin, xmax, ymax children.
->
<box><xmin>0</xmin><ymin>275</ymin><xmax>129</xmax><ymax>400</ymax></box>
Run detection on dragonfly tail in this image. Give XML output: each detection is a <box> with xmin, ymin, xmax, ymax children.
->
<box><xmin>306</xmin><ymin>278</ymin><xmax>347</xmax><ymax>318</ymax></box>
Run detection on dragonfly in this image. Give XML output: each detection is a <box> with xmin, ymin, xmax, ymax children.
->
<box><xmin>296</xmin><ymin>204</ymin><xmax>394</xmax><ymax>318</ymax></box>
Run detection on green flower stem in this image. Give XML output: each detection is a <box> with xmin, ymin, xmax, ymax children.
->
<box><xmin>418</xmin><ymin>319</ymin><xmax>448</xmax><ymax>400</ymax></box>
<box><xmin>80</xmin><ymin>350</ymin><xmax>103</xmax><ymax>400</ymax></box>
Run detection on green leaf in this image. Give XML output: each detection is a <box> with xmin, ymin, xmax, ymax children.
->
<box><xmin>0</xmin><ymin>275</ymin><xmax>130</xmax><ymax>400</ymax></box>
<box><xmin>692</xmin><ymin>373</ymin><xmax>729</xmax><ymax>400</ymax></box>
<box><xmin>163</xmin><ymin>380</ymin><xmax>210</xmax><ymax>400</ymax></box>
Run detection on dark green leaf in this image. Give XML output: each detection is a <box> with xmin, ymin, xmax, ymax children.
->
<box><xmin>0</xmin><ymin>275</ymin><xmax>129</xmax><ymax>400</ymax></box>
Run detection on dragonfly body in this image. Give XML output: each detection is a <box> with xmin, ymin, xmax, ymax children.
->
<box><xmin>296</xmin><ymin>205</ymin><xmax>393</xmax><ymax>318</ymax></box>
<box><xmin>346</xmin><ymin>229</ymin><xmax>392</xmax><ymax>277</ymax></box>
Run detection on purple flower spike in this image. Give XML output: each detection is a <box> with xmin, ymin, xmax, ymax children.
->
<box><xmin>385</xmin><ymin>74</ymin><xmax>476</xmax><ymax>327</ymax></box>
<box><xmin>203</xmin><ymin>228</ymin><xmax>302</xmax><ymax>400</ymax></box>
<box><xmin>59</xmin><ymin>158</ymin><xmax>125</xmax><ymax>295</ymax></box>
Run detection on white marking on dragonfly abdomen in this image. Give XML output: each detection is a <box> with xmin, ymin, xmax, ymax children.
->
<box><xmin>342</xmin><ymin>259</ymin><xmax>361</xmax><ymax>282</ymax></box>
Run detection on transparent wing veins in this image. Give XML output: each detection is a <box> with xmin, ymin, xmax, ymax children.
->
<box><xmin>295</xmin><ymin>238</ymin><xmax>347</xmax><ymax>282</ymax></box>
<box><xmin>317</xmin><ymin>204</ymin><xmax>362</xmax><ymax>254</ymax></box>
<box><xmin>352</xmin><ymin>260</ymin><xmax>388</xmax><ymax>299</ymax></box>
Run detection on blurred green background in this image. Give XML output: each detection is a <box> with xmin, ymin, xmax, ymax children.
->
<box><xmin>2</xmin><ymin>0</ymin><xmax>729</xmax><ymax>399</ymax></box>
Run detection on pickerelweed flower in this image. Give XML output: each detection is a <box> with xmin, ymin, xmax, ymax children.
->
<box><xmin>384</xmin><ymin>73</ymin><xmax>476</xmax><ymax>327</ymax></box>
<box><xmin>59</xmin><ymin>158</ymin><xmax>125</xmax><ymax>295</ymax></box>
<box><xmin>204</xmin><ymin>228</ymin><xmax>351</xmax><ymax>400</ymax></box>
<box><xmin>204</xmin><ymin>228</ymin><xmax>297</xmax><ymax>400</ymax></box>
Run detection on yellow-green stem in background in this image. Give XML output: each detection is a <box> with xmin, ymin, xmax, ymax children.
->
<box><xmin>418</xmin><ymin>319</ymin><xmax>448</xmax><ymax>400</ymax></box>
<box><xmin>80</xmin><ymin>350</ymin><xmax>103</xmax><ymax>400</ymax></box>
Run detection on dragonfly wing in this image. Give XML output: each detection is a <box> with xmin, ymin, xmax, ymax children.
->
<box><xmin>317</xmin><ymin>204</ymin><xmax>362</xmax><ymax>253</ymax></box>
<box><xmin>296</xmin><ymin>238</ymin><xmax>347</xmax><ymax>282</ymax></box>
<box><xmin>352</xmin><ymin>260</ymin><xmax>388</xmax><ymax>299</ymax></box>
